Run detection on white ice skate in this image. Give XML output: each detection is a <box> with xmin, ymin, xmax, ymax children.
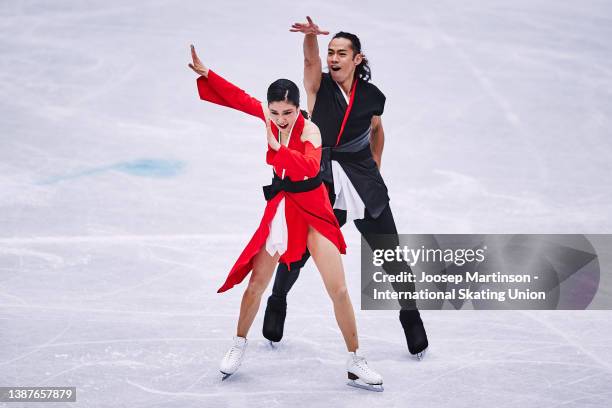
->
<box><xmin>346</xmin><ymin>351</ymin><xmax>384</xmax><ymax>392</ymax></box>
<box><xmin>220</xmin><ymin>336</ymin><xmax>247</xmax><ymax>380</ymax></box>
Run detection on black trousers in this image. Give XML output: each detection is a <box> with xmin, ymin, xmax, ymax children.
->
<box><xmin>271</xmin><ymin>182</ymin><xmax>417</xmax><ymax>310</ymax></box>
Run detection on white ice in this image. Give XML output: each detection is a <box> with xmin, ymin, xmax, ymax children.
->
<box><xmin>1</xmin><ymin>0</ymin><xmax>612</xmax><ymax>407</ymax></box>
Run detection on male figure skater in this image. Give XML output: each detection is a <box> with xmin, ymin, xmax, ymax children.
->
<box><xmin>262</xmin><ymin>17</ymin><xmax>429</xmax><ymax>358</ymax></box>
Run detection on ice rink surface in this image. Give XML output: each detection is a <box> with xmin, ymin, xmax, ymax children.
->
<box><xmin>1</xmin><ymin>0</ymin><xmax>612</xmax><ymax>406</ymax></box>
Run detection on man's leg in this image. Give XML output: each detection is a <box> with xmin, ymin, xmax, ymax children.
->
<box><xmin>354</xmin><ymin>204</ymin><xmax>429</xmax><ymax>357</ymax></box>
<box><xmin>262</xmin><ymin>251</ymin><xmax>310</xmax><ymax>342</ymax></box>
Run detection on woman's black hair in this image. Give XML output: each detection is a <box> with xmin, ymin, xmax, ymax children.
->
<box><xmin>267</xmin><ymin>79</ymin><xmax>309</xmax><ymax>118</ymax></box>
<box><xmin>332</xmin><ymin>31</ymin><xmax>371</xmax><ymax>82</ymax></box>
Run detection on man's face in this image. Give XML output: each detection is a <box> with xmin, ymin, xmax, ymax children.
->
<box><xmin>327</xmin><ymin>38</ymin><xmax>363</xmax><ymax>84</ymax></box>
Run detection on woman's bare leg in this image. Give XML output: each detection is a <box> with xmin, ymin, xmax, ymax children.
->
<box><xmin>236</xmin><ymin>248</ymin><xmax>280</xmax><ymax>338</ymax></box>
<box><xmin>307</xmin><ymin>227</ymin><xmax>358</xmax><ymax>352</ymax></box>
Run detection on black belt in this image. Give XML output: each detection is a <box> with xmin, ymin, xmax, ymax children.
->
<box><xmin>320</xmin><ymin>146</ymin><xmax>373</xmax><ymax>182</ymax></box>
<box><xmin>330</xmin><ymin>146</ymin><xmax>372</xmax><ymax>162</ymax></box>
<box><xmin>262</xmin><ymin>173</ymin><xmax>323</xmax><ymax>201</ymax></box>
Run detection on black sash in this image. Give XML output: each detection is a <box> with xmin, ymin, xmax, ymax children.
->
<box><xmin>320</xmin><ymin>146</ymin><xmax>372</xmax><ymax>183</ymax></box>
<box><xmin>262</xmin><ymin>173</ymin><xmax>323</xmax><ymax>201</ymax></box>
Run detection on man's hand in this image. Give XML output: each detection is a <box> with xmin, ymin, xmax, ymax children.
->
<box><xmin>290</xmin><ymin>16</ymin><xmax>329</xmax><ymax>36</ymax></box>
<box><xmin>188</xmin><ymin>44</ymin><xmax>209</xmax><ymax>77</ymax></box>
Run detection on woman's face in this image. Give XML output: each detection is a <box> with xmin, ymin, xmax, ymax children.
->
<box><xmin>268</xmin><ymin>100</ymin><xmax>298</xmax><ymax>131</ymax></box>
<box><xmin>327</xmin><ymin>37</ymin><xmax>362</xmax><ymax>84</ymax></box>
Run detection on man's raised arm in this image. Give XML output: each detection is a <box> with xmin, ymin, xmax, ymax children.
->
<box><xmin>290</xmin><ymin>16</ymin><xmax>329</xmax><ymax>113</ymax></box>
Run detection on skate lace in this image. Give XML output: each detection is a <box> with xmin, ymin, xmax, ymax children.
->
<box><xmin>227</xmin><ymin>345</ymin><xmax>241</xmax><ymax>360</ymax></box>
<box><xmin>353</xmin><ymin>356</ymin><xmax>374</xmax><ymax>375</ymax></box>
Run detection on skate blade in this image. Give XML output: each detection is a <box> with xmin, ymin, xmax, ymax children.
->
<box><xmin>220</xmin><ymin>372</ymin><xmax>232</xmax><ymax>381</ymax></box>
<box><xmin>268</xmin><ymin>340</ymin><xmax>278</xmax><ymax>349</ymax></box>
<box><xmin>413</xmin><ymin>347</ymin><xmax>428</xmax><ymax>361</ymax></box>
<box><xmin>347</xmin><ymin>380</ymin><xmax>384</xmax><ymax>392</ymax></box>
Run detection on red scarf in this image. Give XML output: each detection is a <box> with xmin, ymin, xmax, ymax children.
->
<box><xmin>335</xmin><ymin>78</ymin><xmax>358</xmax><ymax>146</ymax></box>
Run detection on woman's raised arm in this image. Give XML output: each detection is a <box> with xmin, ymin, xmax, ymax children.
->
<box><xmin>189</xmin><ymin>45</ymin><xmax>265</xmax><ymax>120</ymax></box>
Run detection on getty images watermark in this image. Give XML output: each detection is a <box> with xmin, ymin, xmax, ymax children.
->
<box><xmin>360</xmin><ymin>234</ymin><xmax>611</xmax><ymax>310</ymax></box>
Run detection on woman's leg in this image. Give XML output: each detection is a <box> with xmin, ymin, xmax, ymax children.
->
<box><xmin>306</xmin><ymin>226</ymin><xmax>358</xmax><ymax>352</ymax></box>
<box><xmin>236</xmin><ymin>248</ymin><xmax>280</xmax><ymax>338</ymax></box>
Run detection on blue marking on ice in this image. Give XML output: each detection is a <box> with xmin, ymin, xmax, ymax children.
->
<box><xmin>114</xmin><ymin>159</ymin><xmax>185</xmax><ymax>178</ymax></box>
<box><xmin>37</xmin><ymin>159</ymin><xmax>185</xmax><ymax>185</ymax></box>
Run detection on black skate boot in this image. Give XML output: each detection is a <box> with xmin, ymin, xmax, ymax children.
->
<box><xmin>399</xmin><ymin>309</ymin><xmax>428</xmax><ymax>359</ymax></box>
<box><xmin>263</xmin><ymin>295</ymin><xmax>287</xmax><ymax>344</ymax></box>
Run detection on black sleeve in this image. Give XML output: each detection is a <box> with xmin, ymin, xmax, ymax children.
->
<box><xmin>318</xmin><ymin>73</ymin><xmax>333</xmax><ymax>97</ymax></box>
<box><xmin>370</xmin><ymin>83</ymin><xmax>386</xmax><ymax>116</ymax></box>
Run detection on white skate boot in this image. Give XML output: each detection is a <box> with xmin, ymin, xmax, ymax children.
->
<box><xmin>220</xmin><ymin>336</ymin><xmax>247</xmax><ymax>380</ymax></box>
<box><xmin>346</xmin><ymin>351</ymin><xmax>384</xmax><ymax>392</ymax></box>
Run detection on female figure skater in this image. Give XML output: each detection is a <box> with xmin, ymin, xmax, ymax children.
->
<box><xmin>188</xmin><ymin>45</ymin><xmax>383</xmax><ymax>391</ymax></box>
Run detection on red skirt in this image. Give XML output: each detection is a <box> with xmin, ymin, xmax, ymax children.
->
<box><xmin>217</xmin><ymin>184</ymin><xmax>346</xmax><ymax>293</ymax></box>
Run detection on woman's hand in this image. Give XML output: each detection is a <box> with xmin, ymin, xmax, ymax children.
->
<box><xmin>188</xmin><ymin>44</ymin><xmax>209</xmax><ymax>77</ymax></box>
<box><xmin>265</xmin><ymin>113</ymin><xmax>281</xmax><ymax>151</ymax></box>
<box><xmin>290</xmin><ymin>16</ymin><xmax>329</xmax><ymax>36</ymax></box>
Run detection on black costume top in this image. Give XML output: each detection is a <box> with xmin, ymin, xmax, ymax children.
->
<box><xmin>311</xmin><ymin>73</ymin><xmax>389</xmax><ymax>219</ymax></box>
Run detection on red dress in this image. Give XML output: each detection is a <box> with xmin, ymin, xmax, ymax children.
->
<box><xmin>196</xmin><ymin>71</ymin><xmax>347</xmax><ymax>293</ymax></box>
